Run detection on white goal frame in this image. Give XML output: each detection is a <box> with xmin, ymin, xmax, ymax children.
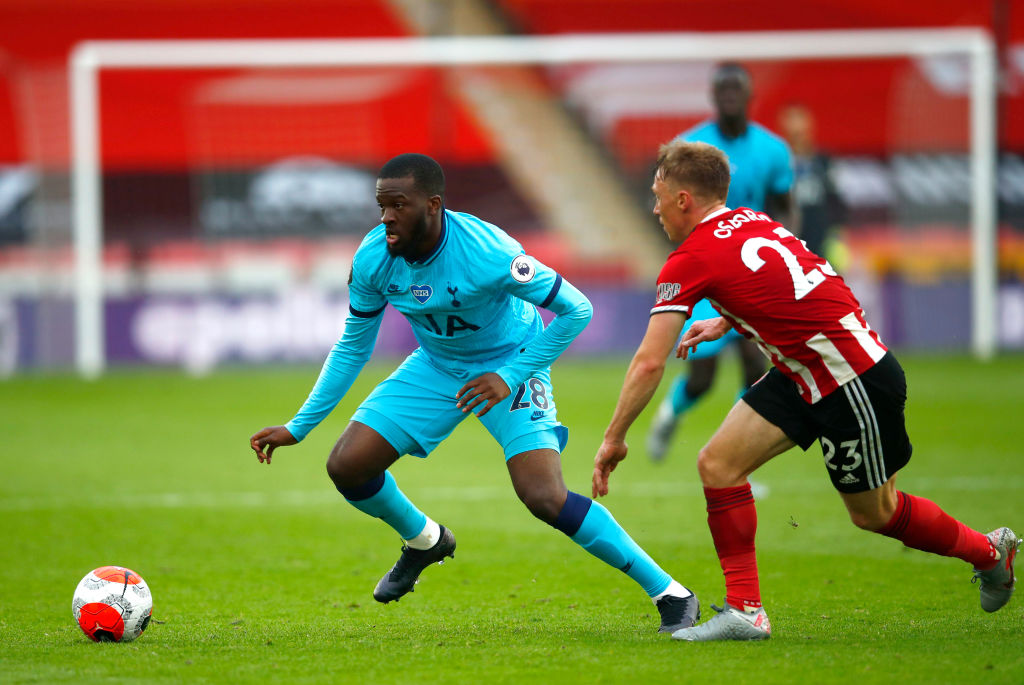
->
<box><xmin>70</xmin><ymin>28</ymin><xmax>997</xmax><ymax>376</ymax></box>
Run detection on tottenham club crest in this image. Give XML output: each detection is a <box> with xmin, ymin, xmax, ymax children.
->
<box><xmin>510</xmin><ymin>255</ymin><xmax>536</xmax><ymax>283</ymax></box>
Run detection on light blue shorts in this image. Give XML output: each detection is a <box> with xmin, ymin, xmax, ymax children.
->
<box><xmin>352</xmin><ymin>349</ymin><xmax>569</xmax><ymax>461</ymax></box>
<box><xmin>683</xmin><ymin>299</ymin><xmax>744</xmax><ymax>360</ymax></box>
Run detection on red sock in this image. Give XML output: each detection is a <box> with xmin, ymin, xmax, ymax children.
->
<box><xmin>878</xmin><ymin>491</ymin><xmax>997</xmax><ymax>569</ymax></box>
<box><xmin>705</xmin><ymin>483</ymin><xmax>761</xmax><ymax>610</ymax></box>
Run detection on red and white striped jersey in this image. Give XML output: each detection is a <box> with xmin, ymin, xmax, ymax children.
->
<box><xmin>653</xmin><ymin>207</ymin><xmax>887</xmax><ymax>403</ymax></box>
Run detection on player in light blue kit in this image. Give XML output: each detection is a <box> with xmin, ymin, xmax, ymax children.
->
<box><xmin>250</xmin><ymin>153</ymin><xmax>699</xmax><ymax>633</ymax></box>
<box><xmin>647</xmin><ymin>63</ymin><xmax>795</xmax><ymax>463</ymax></box>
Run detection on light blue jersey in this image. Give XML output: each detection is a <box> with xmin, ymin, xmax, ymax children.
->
<box><xmin>285</xmin><ymin>209</ymin><xmax>592</xmax><ymax>458</ymax></box>
<box><xmin>347</xmin><ymin>209</ymin><xmax>567</xmax><ymax>380</ymax></box>
<box><xmin>679</xmin><ymin>121</ymin><xmax>793</xmax><ymax>212</ymax></box>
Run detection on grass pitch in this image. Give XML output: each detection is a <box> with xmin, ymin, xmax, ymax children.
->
<box><xmin>2</xmin><ymin>354</ymin><xmax>1023</xmax><ymax>684</ymax></box>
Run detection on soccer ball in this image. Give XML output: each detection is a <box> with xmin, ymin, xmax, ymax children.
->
<box><xmin>72</xmin><ymin>566</ymin><xmax>153</xmax><ymax>642</ymax></box>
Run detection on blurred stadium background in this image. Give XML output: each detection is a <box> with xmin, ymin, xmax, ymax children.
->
<box><xmin>2</xmin><ymin>0</ymin><xmax>1023</xmax><ymax>375</ymax></box>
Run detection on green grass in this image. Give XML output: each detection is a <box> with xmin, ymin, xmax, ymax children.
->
<box><xmin>2</xmin><ymin>354</ymin><xmax>1023</xmax><ymax>684</ymax></box>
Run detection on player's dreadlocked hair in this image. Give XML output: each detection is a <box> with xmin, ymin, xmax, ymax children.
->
<box><xmin>378</xmin><ymin>153</ymin><xmax>445</xmax><ymax>198</ymax></box>
<box><xmin>655</xmin><ymin>140</ymin><xmax>730</xmax><ymax>203</ymax></box>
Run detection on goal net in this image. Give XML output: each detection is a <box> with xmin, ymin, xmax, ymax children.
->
<box><xmin>57</xmin><ymin>29</ymin><xmax>996</xmax><ymax>375</ymax></box>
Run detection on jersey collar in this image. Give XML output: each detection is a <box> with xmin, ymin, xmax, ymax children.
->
<box><xmin>409</xmin><ymin>209</ymin><xmax>449</xmax><ymax>267</ymax></box>
<box><xmin>698</xmin><ymin>206</ymin><xmax>731</xmax><ymax>226</ymax></box>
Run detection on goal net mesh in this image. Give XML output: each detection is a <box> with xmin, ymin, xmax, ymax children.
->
<box><xmin>7</xmin><ymin>40</ymin><xmax>1004</xmax><ymax>374</ymax></box>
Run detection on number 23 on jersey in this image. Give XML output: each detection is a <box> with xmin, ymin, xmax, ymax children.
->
<box><xmin>737</xmin><ymin>226</ymin><xmax>837</xmax><ymax>301</ymax></box>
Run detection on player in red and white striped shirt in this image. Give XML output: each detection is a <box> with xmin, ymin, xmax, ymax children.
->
<box><xmin>593</xmin><ymin>140</ymin><xmax>1019</xmax><ymax>641</ymax></box>
<box><xmin>652</xmin><ymin>203</ymin><xmax>884</xmax><ymax>405</ymax></box>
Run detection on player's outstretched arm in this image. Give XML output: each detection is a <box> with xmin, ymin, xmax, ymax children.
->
<box><xmin>283</xmin><ymin>309</ymin><xmax>383</xmax><ymax>442</ymax></box>
<box><xmin>593</xmin><ymin>311</ymin><xmax>686</xmax><ymax>496</ymax></box>
<box><xmin>677</xmin><ymin>316</ymin><xmax>732</xmax><ymax>359</ymax></box>
<box><xmin>249</xmin><ymin>425</ymin><xmax>298</xmax><ymax>465</ymax></box>
<box><xmin>278</xmin><ymin>248</ymin><xmax>387</xmax><ymax>445</ymax></box>
<box><xmin>248</xmin><ymin>311</ymin><xmax>380</xmax><ymax>465</ymax></box>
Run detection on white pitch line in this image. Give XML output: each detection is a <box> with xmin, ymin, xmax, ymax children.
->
<box><xmin>2</xmin><ymin>475</ymin><xmax>1021</xmax><ymax>512</ymax></box>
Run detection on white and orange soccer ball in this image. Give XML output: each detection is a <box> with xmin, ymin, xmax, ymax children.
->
<box><xmin>72</xmin><ymin>566</ymin><xmax>153</xmax><ymax>642</ymax></box>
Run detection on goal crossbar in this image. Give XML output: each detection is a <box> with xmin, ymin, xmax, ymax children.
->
<box><xmin>70</xmin><ymin>28</ymin><xmax>997</xmax><ymax>376</ymax></box>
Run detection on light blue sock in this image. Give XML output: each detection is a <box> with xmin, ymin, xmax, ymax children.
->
<box><xmin>669</xmin><ymin>374</ymin><xmax>699</xmax><ymax>416</ymax></box>
<box><xmin>568</xmin><ymin>498</ymin><xmax>671</xmax><ymax>597</ymax></box>
<box><xmin>342</xmin><ymin>471</ymin><xmax>427</xmax><ymax>540</ymax></box>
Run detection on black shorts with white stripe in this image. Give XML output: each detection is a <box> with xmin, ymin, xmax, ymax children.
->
<box><xmin>742</xmin><ymin>352</ymin><xmax>913</xmax><ymax>494</ymax></box>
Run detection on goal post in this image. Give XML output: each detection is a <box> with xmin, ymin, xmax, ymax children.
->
<box><xmin>70</xmin><ymin>28</ymin><xmax>998</xmax><ymax>377</ymax></box>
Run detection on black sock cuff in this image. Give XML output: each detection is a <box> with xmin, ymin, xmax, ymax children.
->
<box><xmin>339</xmin><ymin>472</ymin><xmax>386</xmax><ymax>501</ymax></box>
<box><xmin>553</xmin><ymin>490</ymin><xmax>593</xmax><ymax>536</ymax></box>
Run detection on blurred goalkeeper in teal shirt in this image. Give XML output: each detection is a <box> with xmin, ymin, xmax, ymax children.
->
<box><xmin>249</xmin><ymin>153</ymin><xmax>699</xmax><ymax>633</ymax></box>
<box><xmin>647</xmin><ymin>63</ymin><xmax>795</xmax><ymax>464</ymax></box>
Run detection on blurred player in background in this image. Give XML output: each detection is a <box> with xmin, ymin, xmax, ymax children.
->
<box><xmin>779</xmin><ymin>102</ymin><xmax>847</xmax><ymax>260</ymax></box>
<box><xmin>594</xmin><ymin>140</ymin><xmax>1018</xmax><ymax>642</ymax></box>
<box><xmin>250</xmin><ymin>153</ymin><xmax>700</xmax><ymax>633</ymax></box>
<box><xmin>647</xmin><ymin>63</ymin><xmax>794</xmax><ymax>464</ymax></box>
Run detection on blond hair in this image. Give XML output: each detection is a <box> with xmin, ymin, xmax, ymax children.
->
<box><xmin>655</xmin><ymin>140</ymin><xmax>730</xmax><ymax>203</ymax></box>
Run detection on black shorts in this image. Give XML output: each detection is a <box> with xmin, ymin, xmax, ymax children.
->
<box><xmin>742</xmin><ymin>352</ymin><xmax>913</xmax><ymax>494</ymax></box>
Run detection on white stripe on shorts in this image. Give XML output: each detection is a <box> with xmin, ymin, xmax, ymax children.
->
<box><xmin>841</xmin><ymin>378</ymin><xmax>884</xmax><ymax>489</ymax></box>
<box><xmin>850</xmin><ymin>376</ymin><xmax>887</xmax><ymax>486</ymax></box>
